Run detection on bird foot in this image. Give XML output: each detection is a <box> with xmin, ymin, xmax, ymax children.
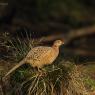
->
<box><xmin>36</xmin><ymin>71</ymin><xmax>46</xmax><ymax>77</ymax></box>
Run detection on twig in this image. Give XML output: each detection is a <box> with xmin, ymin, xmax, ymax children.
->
<box><xmin>65</xmin><ymin>25</ymin><xmax>95</xmax><ymax>45</ymax></box>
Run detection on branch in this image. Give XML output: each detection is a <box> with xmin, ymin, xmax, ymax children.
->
<box><xmin>65</xmin><ymin>25</ymin><xmax>95</xmax><ymax>45</ymax></box>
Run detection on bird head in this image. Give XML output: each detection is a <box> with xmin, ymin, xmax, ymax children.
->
<box><xmin>53</xmin><ymin>40</ymin><xmax>64</xmax><ymax>47</ymax></box>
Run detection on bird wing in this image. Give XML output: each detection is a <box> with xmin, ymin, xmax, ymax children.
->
<box><xmin>26</xmin><ymin>46</ymin><xmax>52</xmax><ymax>61</ymax></box>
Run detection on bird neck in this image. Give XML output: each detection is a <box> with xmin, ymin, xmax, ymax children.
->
<box><xmin>52</xmin><ymin>45</ymin><xmax>59</xmax><ymax>50</ymax></box>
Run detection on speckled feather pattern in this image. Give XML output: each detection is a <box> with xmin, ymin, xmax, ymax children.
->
<box><xmin>25</xmin><ymin>46</ymin><xmax>59</xmax><ymax>68</ymax></box>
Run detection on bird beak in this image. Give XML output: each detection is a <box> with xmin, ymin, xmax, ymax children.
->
<box><xmin>60</xmin><ymin>39</ymin><xmax>64</xmax><ymax>45</ymax></box>
<box><xmin>62</xmin><ymin>41</ymin><xmax>64</xmax><ymax>45</ymax></box>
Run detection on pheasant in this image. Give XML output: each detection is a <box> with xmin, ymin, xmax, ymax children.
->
<box><xmin>4</xmin><ymin>40</ymin><xmax>64</xmax><ymax>78</ymax></box>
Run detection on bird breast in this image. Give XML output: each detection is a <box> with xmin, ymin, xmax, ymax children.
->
<box><xmin>45</xmin><ymin>48</ymin><xmax>59</xmax><ymax>64</ymax></box>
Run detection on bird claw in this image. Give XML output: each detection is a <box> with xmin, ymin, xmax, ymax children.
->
<box><xmin>36</xmin><ymin>71</ymin><xmax>47</xmax><ymax>77</ymax></box>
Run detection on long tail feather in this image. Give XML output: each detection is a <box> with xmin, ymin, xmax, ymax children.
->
<box><xmin>3</xmin><ymin>60</ymin><xmax>25</xmax><ymax>79</ymax></box>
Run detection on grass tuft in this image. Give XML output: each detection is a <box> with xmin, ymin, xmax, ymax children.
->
<box><xmin>1</xmin><ymin>31</ymin><xmax>89</xmax><ymax>95</ymax></box>
<box><xmin>10</xmin><ymin>61</ymin><xmax>88</xmax><ymax>95</ymax></box>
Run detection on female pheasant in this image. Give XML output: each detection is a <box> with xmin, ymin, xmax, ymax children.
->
<box><xmin>4</xmin><ymin>40</ymin><xmax>64</xmax><ymax>77</ymax></box>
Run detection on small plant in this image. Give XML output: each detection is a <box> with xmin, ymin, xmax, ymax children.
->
<box><xmin>84</xmin><ymin>76</ymin><xmax>95</xmax><ymax>91</ymax></box>
<box><xmin>9</xmin><ymin>61</ymin><xmax>88</xmax><ymax>95</ymax></box>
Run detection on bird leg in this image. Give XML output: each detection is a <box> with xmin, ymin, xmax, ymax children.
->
<box><xmin>37</xmin><ymin>68</ymin><xmax>46</xmax><ymax>77</ymax></box>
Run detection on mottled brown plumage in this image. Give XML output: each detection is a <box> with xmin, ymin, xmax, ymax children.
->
<box><xmin>4</xmin><ymin>40</ymin><xmax>64</xmax><ymax>77</ymax></box>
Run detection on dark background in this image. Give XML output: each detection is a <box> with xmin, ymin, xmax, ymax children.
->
<box><xmin>0</xmin><ymin>0</ymin><xmax>95</xmax><ymax>62</ymax></box>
